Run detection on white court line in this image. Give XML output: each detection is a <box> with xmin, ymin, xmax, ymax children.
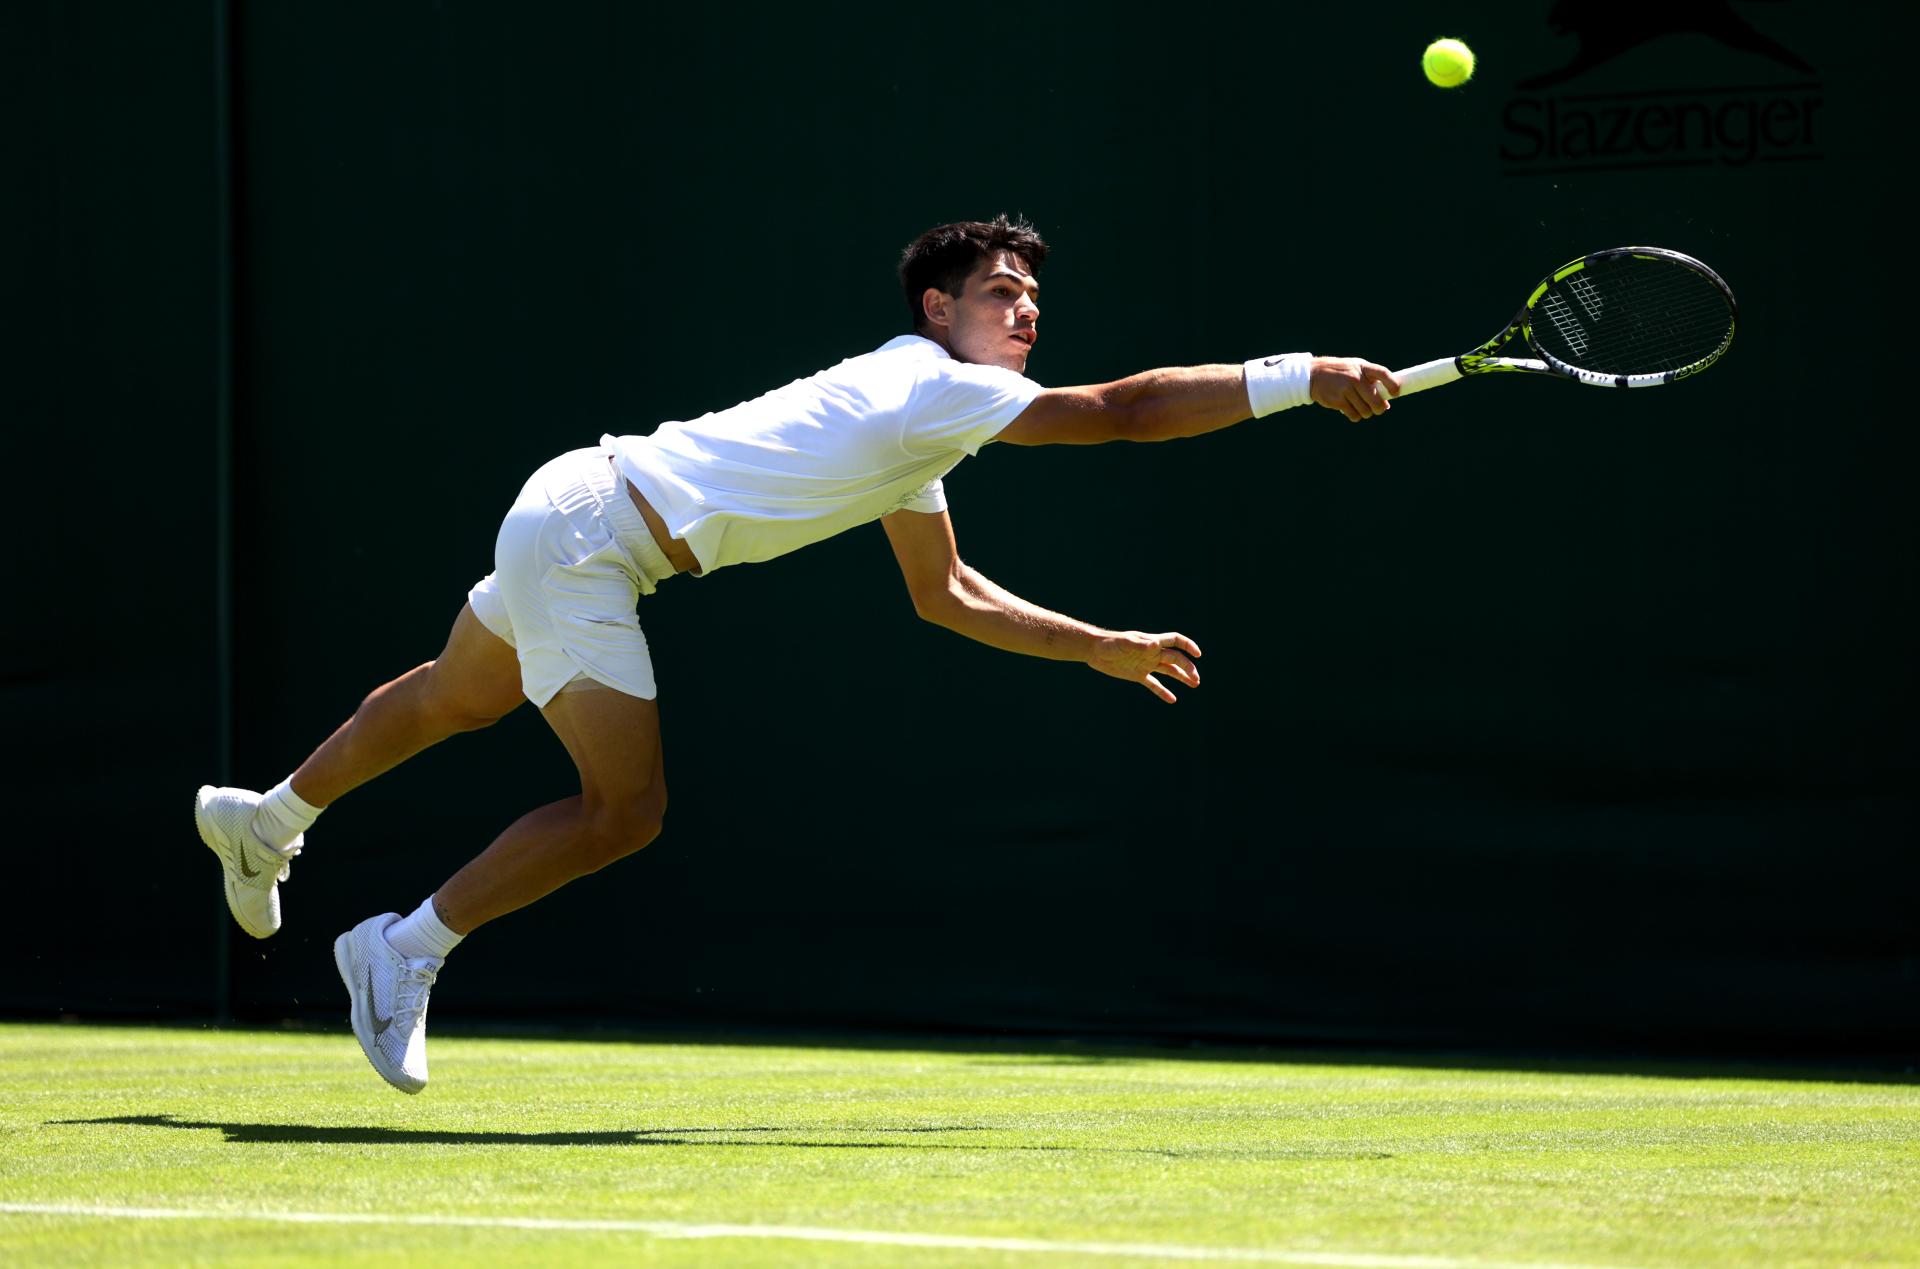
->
<box><xmin>0</xmin><ymin>1202</ymin><xmax>1641</xmax><ymax>1269</ymax></box>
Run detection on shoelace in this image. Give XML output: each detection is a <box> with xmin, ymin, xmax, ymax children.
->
<box><xmin>392</xmin><ymin>962</ymin><xmax>440</xmax><ymax>1030</ymax></box>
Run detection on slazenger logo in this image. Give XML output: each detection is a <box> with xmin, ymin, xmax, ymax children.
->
<box><xmin>1501</xmin><ymin>0</ymin><xmax>1823</xmax><ymax>175</ymax></box>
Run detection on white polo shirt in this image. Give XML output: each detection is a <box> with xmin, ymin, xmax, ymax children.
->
<box><xmin>604</xmin><ymin>335</ymin><xmax>1043</xmax><ymax>574</ymax></box>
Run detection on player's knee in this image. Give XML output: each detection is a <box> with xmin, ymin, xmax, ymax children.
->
<box><xmin>577</xmin><ymin>785</ymin><xmax>666</xmax><ymax>871</ymax></box>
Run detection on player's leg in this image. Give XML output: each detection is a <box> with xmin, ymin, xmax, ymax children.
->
<box><xmin>194</xmin><ymin>601</ymin><xmax>525</xmax><ymax>939</ymax></box>
<box><xmin>434</xmin><ymin>682</ymin><xmax>667</xmax><ymax>933</ymax></box>
<box><xmin>335</xmin><ymin>683</ymin><xmax>666</xmax><ymax>1094</ymax></box>
<box><xmin>334</xmin><ymin>443</ymin><xmax>674</xmax><ymax>1093</ymax></box>
<box><xmin>288</xmin><ymin>602</ymin><xmax>527</xmax><ymax>808</ymax></box>
<box><xmin>425</xmin><ymin>448</ymin><xmax>673</xmax><ymax>930</ymax></box>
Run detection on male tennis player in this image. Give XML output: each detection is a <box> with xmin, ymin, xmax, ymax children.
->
<box><xmin>194</xmin><ymin>216</ymin><xmax>1400</xmax><ymax>1093</ymax></box>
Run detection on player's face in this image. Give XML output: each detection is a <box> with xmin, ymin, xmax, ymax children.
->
<box><xmin>928</xmin><ymin>252</ymin><xmax>1040</xmax><ymax>373</ymax></box>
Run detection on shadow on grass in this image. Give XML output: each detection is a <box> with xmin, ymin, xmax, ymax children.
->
<box><xmin>49</xmin><ymin>1114</ymin><xmax>1176</xmax><ymax>1154</ymax></box>
<box><xmin>18</xmin><ymin>1015</ymin><xmax>1918</xmax><ymax>1085</ymax></box>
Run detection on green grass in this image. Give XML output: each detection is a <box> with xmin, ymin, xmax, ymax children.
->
<box><xmin>1</xmin><ymin>1023</ymin><xmax>1915</xmax><ymax>1267</ymax></box>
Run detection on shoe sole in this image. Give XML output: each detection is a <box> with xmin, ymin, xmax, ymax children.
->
<box><xmin>195</xmin><ymin>787</ymin><xmax>278</xmax><ymax>940</ymax></box>
<box><xmin>334</xmin><ymin>931</ymin><xmax>426</xmax><ymax>1095</ymax></box>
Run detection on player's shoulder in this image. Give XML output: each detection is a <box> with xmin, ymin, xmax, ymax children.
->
<box><xmin>810</xmin><ymin>334</ymin><xmax>935</xmax><ymax>384</ymax></box>
<box><xmin>885</xmin><ymin>335</ymin><xmax>1036</xmax><ymax>391</ymax></box>
<box><xmin>840</xmin><ymin>335</ymin><xmax>1005</xmax><ymax>376</ymax></box>
<box><xmin>776</xmin><ymin>336</ymin><xmax>936</xmax><ymax>421</ymax></box>
<box><xmin>817</xmin><ymin>336</ymin><xmax>1035</xmax><ymax>414</ymax></box>
<box><xmin>817</xmin><ymin>335</ymin><xmax>977</xmax><ymax>398</ymax></box>
<box><xmin>838</xmin><ymin>334</ymin><xmax>944</xmax><ymax>373</ymax></box>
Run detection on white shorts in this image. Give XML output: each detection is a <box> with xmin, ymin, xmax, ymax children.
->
<box><xmin>468</xmin><ymin>446</ymin><xmax>676</xmax><ymax>706</ymax></box>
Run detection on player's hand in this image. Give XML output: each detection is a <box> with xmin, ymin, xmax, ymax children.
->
<box><xmin>1310</xmin><ymin>356</ymin><xmax>1400</xmax><ymax>422</ymax></box>
<box><xmin>1088</xmin><ymin>631</ymin><xmax>1202</xmax><ymax>703</ymax></box>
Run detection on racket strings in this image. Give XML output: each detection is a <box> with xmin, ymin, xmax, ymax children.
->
<box><xmin>1532</xmin><ymin>259</ymin><xmax>1734</xmax><ymax>376</ymax></box>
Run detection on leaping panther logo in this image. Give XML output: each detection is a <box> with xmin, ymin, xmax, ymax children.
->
<box><xmin>1519</xmin><ymin>0</ymin><xmax>1815</xmax><ymax>90</ymax></box>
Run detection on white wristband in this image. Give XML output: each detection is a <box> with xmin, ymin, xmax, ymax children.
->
<box><xmin>1243</xmin><ymin>353</ymin><xmax>1314</xmax><ymax>417</ymax></box>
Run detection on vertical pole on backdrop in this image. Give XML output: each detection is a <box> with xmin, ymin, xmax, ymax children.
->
<box><xmin>210</xmin><ymin>0</ymin><xmax>237</xmax><ymax>1025</ymax></box>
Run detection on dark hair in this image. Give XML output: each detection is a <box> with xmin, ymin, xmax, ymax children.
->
<box><xmin>898</xmin><ymin>215</ymin><xmax>1049</xmax><ymax>333</ymax></box>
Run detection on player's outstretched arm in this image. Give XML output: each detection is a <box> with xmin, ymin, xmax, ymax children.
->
<box><xmin>881</xmin><ymin>508</ymin><xmax>1200</xmax><ymax>704</ymax></box>
<box><xmin>996</xmin><ymin>356</ymin><xmax>1400</xmax><ymax>445</ymax></box>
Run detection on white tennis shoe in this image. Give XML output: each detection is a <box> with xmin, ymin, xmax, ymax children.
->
<box><xmin>194</xmin><ymin>785</ymin><xmax>300</xmax><ymax>939</ymax></box>
<box><xmin>334</xmin><ymin>913</ymin><xmax>440</xmax><ymax>1095</ymax></box>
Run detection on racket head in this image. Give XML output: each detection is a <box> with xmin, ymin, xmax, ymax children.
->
<box><xmin>1521</xmin><ymin>247</ymin><xmax>1737</xmax><ymax>386</ymax></box>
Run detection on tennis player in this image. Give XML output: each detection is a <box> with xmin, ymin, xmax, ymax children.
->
<box><xmin>194</xmin><ymin>216</ymin><xmax>1400</xmax><ymax>1093</ymax></box>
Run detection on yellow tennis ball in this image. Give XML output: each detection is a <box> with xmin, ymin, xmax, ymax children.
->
<box><xmin>1422</xmin><ymin>37</ymin><xmax>1475</xmax><ymax>88</ymax></box>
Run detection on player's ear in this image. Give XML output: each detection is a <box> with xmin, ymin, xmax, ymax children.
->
<box><xmin>921</xmin><ymin>287</ymin><xmax>954</xmax><ymax>332</ymax></box>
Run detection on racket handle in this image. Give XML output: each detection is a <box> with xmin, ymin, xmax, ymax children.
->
<box><xmin>1382</xmin><ymin>358</ymin><xmax>1462</xmax><ymax>400</ymax></box>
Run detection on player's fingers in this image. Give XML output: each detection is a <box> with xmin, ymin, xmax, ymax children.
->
<box><xmin>1158</xmin><ymin>653</ymin><xmax>1199</xmax><ymax>688</ymax></box>
<box><xmin>1360</xmin><ymin>377</ymin><xmax>1391</xmax><ymax>416</ymax></box>
<box><xmin>1362</xmin><ymin>364</ymin><xmax>1401</xmax><ymax>401</ymax></box>
<box><xmin>1142</xmin><ymin>674</ymin><xmax>1177</xmax><ymax>704</ymax></box>
<box><xmin>1316</xmin><ymin>382</ymin><xmax>1356</xmax><ymax>420</ymax></box>
<box><xmin>1161</xmin><ymin>633</ymin><xmax>1202</xmax><ymax>659</ymax></box>
<box><xmin>1338</xmin><ymin>376</ymin><xmax>1383</xmax><ymax>419</ymax></box>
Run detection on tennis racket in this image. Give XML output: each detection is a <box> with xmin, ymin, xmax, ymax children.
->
<box><xmin>1382</xmin><ymin>246</ymin><xmax>1737</xmax><ymax>401</ymax></box>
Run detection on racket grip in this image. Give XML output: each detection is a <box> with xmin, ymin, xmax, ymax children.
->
<box><xmin>1383</xmin><ymin>358</ymin><xmax>1462</xmax><ymax>399</ymax></box>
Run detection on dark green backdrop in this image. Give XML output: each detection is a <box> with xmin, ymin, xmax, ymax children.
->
<box><xmin>6</xmin><ymin>3</ymin><xmax>1912</xmax><ymax>1056</ymax></box>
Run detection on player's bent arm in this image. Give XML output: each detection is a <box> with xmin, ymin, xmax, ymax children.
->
<box><xmin>880</xmin><ymin>508</ymin><xmax>1202</xmax><ymax>704</ymax></box>
<box><xmin>880</xmin><ymin>507</ymin><xmax>1094</xmax><ymax>661</ymax></box>
<box><xmin>995</xmin><ymin>356</ymin><xmax>1401</xmax><ymax>445</ymax></box>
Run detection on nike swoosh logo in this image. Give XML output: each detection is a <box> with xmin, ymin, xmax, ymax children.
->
<box><xmin>368</xmin><ymin>968</ymin><xmax>392</xmax><ymax>1035</ymax></box>
<box><xmin>1263</xmin><ymin>356</ymin><xmax>1289</xmax><ymax>366</ymax></box>
<box><xmin>235</xmin><ymin>841</ymin><xmax>260</xmax><ymax>879</ymax></box>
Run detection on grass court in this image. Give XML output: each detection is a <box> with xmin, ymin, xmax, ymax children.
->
<box><xmin>2</xmin><ymin>1022</ymin><xmax>1914</xmax><ymax>1267</ymax></box>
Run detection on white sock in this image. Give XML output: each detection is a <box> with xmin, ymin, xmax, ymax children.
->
<box><xmin>385</xmin><ymin>895</ymin><xmax>464</xmax><ymax>961</ymax></box>
<box><xmin>250</xmin><ymin>778</ymin><xmax>322</xmax><ymax>854</ymax></box>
